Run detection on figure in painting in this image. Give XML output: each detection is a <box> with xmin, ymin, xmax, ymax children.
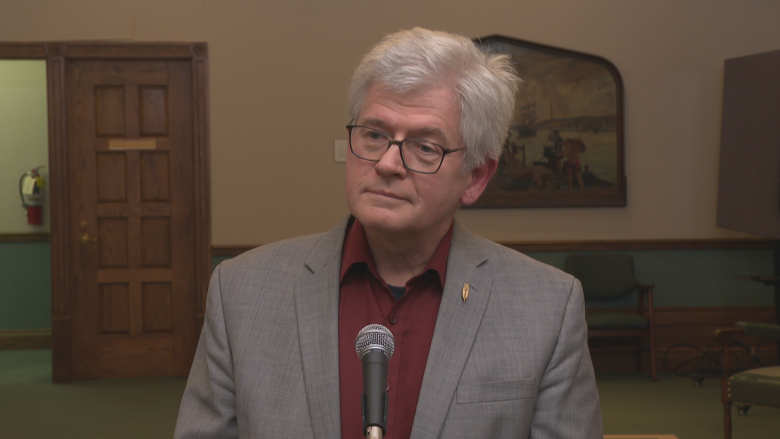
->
<box><xmin>544</xmin><ymin>129</ymin><xmax>563</xmax><ymax>176</ymax></box>
<box><xmin>561</xmin><ymin>137</ymin><xmax>586</xmax><ymax>189</ymax></box>
<box><xmin>539</xmin><ymin>129</ymin><xmax>586</xmax><ymax>189</ymax></box>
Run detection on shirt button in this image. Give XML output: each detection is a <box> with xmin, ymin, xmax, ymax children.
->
<box><xmin>388</xmin><ymin>314</ymin><xmax>398</xmax><ymax>324</ymax></box>
<box><xmin>386</xmin><ymin>382</ymin><xmax>391</xmax><ymax>391</ymax></box>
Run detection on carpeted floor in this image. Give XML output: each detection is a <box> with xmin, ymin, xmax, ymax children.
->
<box><xmin>1</xmin><ymin>349</ymin><xmax>778</xmax><ymax>438</ymax></box>
<box><xmin>0</xmin><ymin>350</ymin><xmax>185</xmax><ymax>439</ymax></box>
<box><xmin>598</xmin><ymin>372</ymin><xmax>779</xmax><ymax>439</ymax></box>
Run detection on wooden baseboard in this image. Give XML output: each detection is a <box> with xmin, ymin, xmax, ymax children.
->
<box><xmin>591</xmin><ymin>347</ymin><xmax>776</xmax><ymax>374</ymax></box>
<box><xmin>0</xmin><ymin>329</ymin><xmax>52</xmax><ymax>350</ymax></box>
<box><xmin>0</xmin><ymin>233</ymin><xmax>50</xmax><ymax>243</ymax></box>
<box><xmin>589</xmin><ymin>306</ymin><xmax>777</xmax><ymax>374</ymax></box>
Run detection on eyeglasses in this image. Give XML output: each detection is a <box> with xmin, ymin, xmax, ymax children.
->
<box><xmin>346</xmin><ymin>125</ymin><xmax>466</xmax><ymax>174</ymax></box>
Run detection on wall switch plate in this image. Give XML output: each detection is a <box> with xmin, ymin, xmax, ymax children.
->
<box><xmin>334</xmin><ymin>139</ymin><xmax>348</xmax><ymax>163</ymax></box>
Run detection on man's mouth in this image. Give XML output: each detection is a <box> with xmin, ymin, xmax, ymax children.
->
<box><xmin>367</xmin><ymin>189</ymin><xmax>405</xmax><ymax>201</ymax></box>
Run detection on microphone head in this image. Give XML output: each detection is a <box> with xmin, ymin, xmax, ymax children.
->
<box><xmin>355</xmin><ymin>324</ymin><xmax>395</xmax><ymax>360</ymax></box>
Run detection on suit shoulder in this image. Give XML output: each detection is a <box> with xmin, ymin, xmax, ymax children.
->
<box><xmin>215</xmin><ymin>230</ymin><xmax>336</xmax><ymax>280</ymax></box>
<box><xmin>476</xmin><ymin>236</ymin><xmax>576</xmax><ymax>287</ymax></box>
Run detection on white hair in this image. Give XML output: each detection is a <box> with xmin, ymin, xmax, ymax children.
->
<box><xmin>347</xmin><ymin>27</ymin><xmax>520</xmax><ymax>173</ymax></box>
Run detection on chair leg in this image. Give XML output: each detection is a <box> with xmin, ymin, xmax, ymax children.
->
<box><xmin>636</xmin><ymin>337</ymin><xmax>643</xmax><ymax>374</ymax></box>
<box><xmin>721</xmin><ymin>363</ymin><xmax>732</xmax><ymax>439</ymax></box>
<box><xmin>649</xmin><ymin>327</ymin><xmax>657</xmax><ymax>382</ymax></box>
<box><xmin>649</xmin><ymin>341</ymin><xmax>657</xmax><ymax>382</ymax></box>
<box><xmin>724</xmin><ymin>401</ymin><xmax>732</xmax><ymax>439</ymax></box>
<box><xmin>637</xmin><ymin>334</ymin><xmax>658</xmax><ymax>381</ymax></box>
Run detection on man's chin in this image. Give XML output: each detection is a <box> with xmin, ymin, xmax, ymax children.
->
<box><xmin>353</xmin><ymin>211</ymin><xmax>414</xmax><ymax>235</ymax></box>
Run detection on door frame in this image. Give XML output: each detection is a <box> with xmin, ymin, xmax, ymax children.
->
<box><xmin>0</xmin><ymin>42</ymin><xmax>211</xmax><ymax>383</ymax></box>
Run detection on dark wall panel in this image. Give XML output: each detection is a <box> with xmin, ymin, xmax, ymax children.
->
<box><xmin>718</xmin><ymin>49</ymin><xmax>780</xmax><ymax>239</ymax></box>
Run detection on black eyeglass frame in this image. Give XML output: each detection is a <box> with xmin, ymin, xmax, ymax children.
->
<box><xmin>346</xmin><ymin>124</ymin><xmax>466</xmax><ymax>174</ymax></box>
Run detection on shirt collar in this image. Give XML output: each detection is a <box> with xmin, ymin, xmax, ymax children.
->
<box><xmin>340</xmin><ymin>216</ymin><xmax>453</xmax><ymax>288</ymax></box>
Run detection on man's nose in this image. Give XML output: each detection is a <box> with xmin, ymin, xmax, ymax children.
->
<box><xmin>375</xmin><ymin>143</ymin><xmax>407</xmax><ymax>175</ymax></box>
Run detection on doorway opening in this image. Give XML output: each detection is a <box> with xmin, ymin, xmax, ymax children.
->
<box><xmin>0</xmin><ymin>42</ymin><xmax>211</xmax><ymax>383</ymax></box>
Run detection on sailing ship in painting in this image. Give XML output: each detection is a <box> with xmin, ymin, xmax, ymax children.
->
<box><xmin>515</xmin><ymin>101</ymin><xmax>538</xmax><ymax>137</ymax></box>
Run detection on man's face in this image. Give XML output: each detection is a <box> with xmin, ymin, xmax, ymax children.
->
<box><xmin>345</xmin><ymin>84</ymin><xmax>491</xmax><ymax>239</ymax></box>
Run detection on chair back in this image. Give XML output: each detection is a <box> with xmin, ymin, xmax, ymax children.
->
<box><xmin>565</xmin><ymin>253</ymin><xmax>637</xmax><ymax>300</ymax></box>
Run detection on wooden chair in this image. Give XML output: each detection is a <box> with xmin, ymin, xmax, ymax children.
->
<box><xmin>565</xmin><ymin>253</ymin><xmax>657</xmax><ymax>381</ymax></box>
<box><xmin>714</xmin><ymin>321</ymin><xmax>780</xmax><ymax>439</ymax></box>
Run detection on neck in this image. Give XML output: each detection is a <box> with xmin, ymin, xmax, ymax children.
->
<box><xmin>363</xmin><ymin>221</ymin><xmax>452</xmax><ymax>286</ymax></box>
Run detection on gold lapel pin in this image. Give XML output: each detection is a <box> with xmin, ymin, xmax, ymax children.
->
<box><xmin>462</xmin><ymin>283</ymin><xmax>470</xmax><ymax>302</ymax></box>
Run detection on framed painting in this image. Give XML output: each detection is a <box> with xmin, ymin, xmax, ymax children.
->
<box><xmin>467</xmin><ymin>35</ymin><xmax>626</xmax><ymax>208</ymax></box>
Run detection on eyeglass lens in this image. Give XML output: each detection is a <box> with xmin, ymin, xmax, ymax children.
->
<box><xmin>350</xmin><ymin>126</ymin><xmax>443</xmax><ymax>173</ymax></box>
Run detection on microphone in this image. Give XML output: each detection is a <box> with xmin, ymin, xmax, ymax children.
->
<box><xmin>354</xmin><ymin>324</ymin><xmax>395</xmax><ymax>439</ymax></box>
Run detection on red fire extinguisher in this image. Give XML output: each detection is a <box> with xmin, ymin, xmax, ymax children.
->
<box><xmin>19</xmin><ymin>166</ymin><xmax>46</xmax><ymax>226</ymax></box>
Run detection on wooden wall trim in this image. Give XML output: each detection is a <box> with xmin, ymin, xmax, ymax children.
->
<box><xmin>212</xmin><ymin>238</ymin><xmax>773</xmax><ymax>258</ymax></box>
<box><xmin>1</xmin><ymin>237</ymin><xmax>770</xmax><ymax>252</ymax></box>
<box><xmin>0</xmin><ymin>233</ymin><xmax>50</xmax><ymax>243</ymax></box>
<box><xmin>0</xmin><ymin>42</ymin><xmax>207</xmax><ymax>60</ymax></box>
<box><xmin>192</xmin><ymin>49</ymin><xmax>212</xmax><ymax>317</ymax></box>
<box><xmin>0</xmin><ymin>329</ymin><xmax>52</xmax><ymax>350</ymax></box>
<box><xmin>0</xmin><ymin>42</ymin><xmax>47</xmax><ymax>58</ymax></box>
<box><xmin>58</xmin><ymin>42</ymin><xmax>206</xmax><ymax>59</ymax></box>
<box><xmin>1</xmin><ymin>236</ymin><xmax>769</xmax><ymax>254</ymax></box>
<box><xmin>503</xmin><ymin>238</ymin><xmax>773</xmax><ymax>252</ymax></box>
<box><xmin>46</xmin><ymin>45</ymin><xmax>71</xmax><ymax>383</ymax></box>
<box><xmin>2</xmin><ymin>237</ymin><xmax>769</xmax><ymax>252</ymax></box>
<box><xmin>591</xmin><ymin>305</ymin><xmax>775</xmax><ymax>327</ymax></box>
<box><xmin>212</xmin><ymin>245</ymin><xmax>259</xmax><ymax>257</ymax></box>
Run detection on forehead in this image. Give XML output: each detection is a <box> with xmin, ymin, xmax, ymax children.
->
<box><xmin>359</xmin><ymin>85</ymin><xmax>460</xmax><ymax>128</ymax></box>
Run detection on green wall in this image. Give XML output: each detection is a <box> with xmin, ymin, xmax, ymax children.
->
<box><xmin>0</xmin><ymin>242</ymin><xmax>52</xmax><ymax>330</ymax></box>
<box><xmin>528</xmin><ymin>249</ymin><xmax>774</xmax><ymax>308</ymax></box>
<box><xmin>0</xmin><ymin>242</ymin><xmax>774</xmax><ymax>331</ymax></box>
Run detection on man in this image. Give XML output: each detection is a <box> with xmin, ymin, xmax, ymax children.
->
<box><xmin>175</xmin><ymin>28</ymin><xmax>602</xmax><ymax>438</ymax></box>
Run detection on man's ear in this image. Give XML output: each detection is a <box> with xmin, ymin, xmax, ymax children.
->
<box><xmin>460</xmin><ymin>159</ymin><xmax>498</xmax><ymax>206</ymax></box>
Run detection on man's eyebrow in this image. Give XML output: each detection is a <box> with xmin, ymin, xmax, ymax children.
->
<box><xmin>417</xmin><ymin>126</ymin><xmax>449</xmax><ymax>144</ymax></box>
<box><xmin>359</xmin><ymin>117</ymin><xmax>449</xmax><ymax>144</ymax></box>
<box><xmin>359</xmin><ymin>117</ymin><xmax>391</xmax><ymax>131</ymax></box>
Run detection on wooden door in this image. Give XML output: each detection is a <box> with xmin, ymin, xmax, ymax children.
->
<box><xmin>63</xmin><ymin>56</ymin><xmax>205</xmax><ymax>379</ymax></box>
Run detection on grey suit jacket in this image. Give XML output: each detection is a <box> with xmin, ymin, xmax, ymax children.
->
<box><xmin>175</xmin><ymin>218</ymin><xmax>602</xmax><ymax>438</ymax></box>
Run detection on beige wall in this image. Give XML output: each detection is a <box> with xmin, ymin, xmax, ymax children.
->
<box><xmin>2</xmin><ymin>0</ymin><xmax>779</xmax><ymax>244</ymax></box>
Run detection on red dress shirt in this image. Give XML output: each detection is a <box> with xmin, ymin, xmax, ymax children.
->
<box><xmin>338</xmin><ymin>218</ymin><xmax>452</xmax><ymax>439</ymax></box>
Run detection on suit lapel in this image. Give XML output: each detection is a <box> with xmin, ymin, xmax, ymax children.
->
<box><xmin>294</xmin><ymin>219</ymin><xmax>349</xmax><ymax>439</ymax></box>
<box><xmin>410</xmin><ymin>223</ymin><xmax>493</xmax><ymax>439</ymax></box>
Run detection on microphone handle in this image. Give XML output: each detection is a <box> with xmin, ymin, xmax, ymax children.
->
<box><xmin>366</xmin><ymin>426</ymin><xmax>382</xmax><ymax>439</ymax></box>
<box><xmin>361</xmin><ymin>349</ymin><xmax>389</xmax><ymax>436</ymax></box>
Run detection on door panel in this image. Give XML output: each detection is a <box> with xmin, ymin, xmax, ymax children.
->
<box><xmin>67</xmin><ymin>59</ymin><xmax>198</xmax><ymax>379</ymax></box>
